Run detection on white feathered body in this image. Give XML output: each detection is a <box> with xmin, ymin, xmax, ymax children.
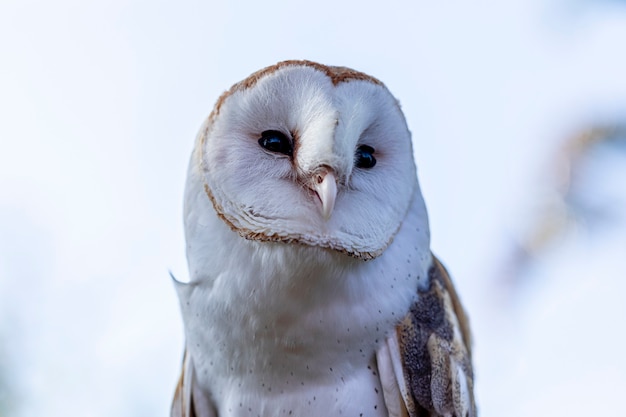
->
<box><xmin>173</xmin><ymin>61</ymin><xmax>474</xmax><ymax>417</ymax></box>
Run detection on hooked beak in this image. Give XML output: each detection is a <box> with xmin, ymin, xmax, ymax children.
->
<box><xmin>311</xmin><ymin>169</ymin><xmax>337</xmax><ymax>220</ymax></box>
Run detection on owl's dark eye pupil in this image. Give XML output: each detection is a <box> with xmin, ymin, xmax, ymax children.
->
<box><xmin>355</xmin><ymin>144</ymin><xmax>376</xmax><ymax>169</ymax></box>
<box><xmin>258</xmin><ymin>130</ymin><xmax>292</xmax><ymax>156</ymax></box>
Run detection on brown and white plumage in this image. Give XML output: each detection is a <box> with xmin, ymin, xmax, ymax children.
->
<box><xmin>172</xmin><ymin>60</ymin><xmax>476</xmax><ymax>417</ymax></box>
<box><xmin>377</xmin><ymin>258</ymin><xmax>475</xmax><ymax>417</ymax></box>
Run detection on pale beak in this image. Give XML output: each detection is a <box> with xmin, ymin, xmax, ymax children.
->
<box><xmin>311</xmin><ymin>170</ymin><xmax>337</xmax><ymax>220</ymax></box>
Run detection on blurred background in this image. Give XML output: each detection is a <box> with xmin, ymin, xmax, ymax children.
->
<box><xmin>1</xmin><ymin>1</ymin><xmax>625</xmax><ymax>416</ymax></box>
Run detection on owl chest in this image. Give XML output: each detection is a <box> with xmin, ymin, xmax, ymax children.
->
<box><xmin>207</xmin><ymin>364</ymin><xmax>390</xmax><ymax>417</ymax></box>
<box><xmin>187</xmin><ymin>281</ymin><xmax>393</xmax><ymax>373</ymax></box>
<box><xmin>182</xmin><ymin>274</ymin><xmax>409</xmax><ymax>416</ymax></box>
<box><xmin>189</xmin><ymin>305</ymin><xmax>392</xmax><ymax>417</ymax></box>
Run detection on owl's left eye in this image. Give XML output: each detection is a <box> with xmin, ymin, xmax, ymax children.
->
<box><xmin>258</xmin><ymin>130</ymin><xmax>293</xmax><ymax>157</ymax></box>
<box><xmin>355</xmin><ymin>144</ymin><xmax>376</xmax><ymax>169</ymax></box>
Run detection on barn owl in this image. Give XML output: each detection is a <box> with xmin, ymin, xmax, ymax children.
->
<box><xmin>171</xmin><ymin>60</ymin><xmax>476</xmax><ymax>417</ymax></box>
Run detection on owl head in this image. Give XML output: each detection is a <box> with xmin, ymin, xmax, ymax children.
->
<box><xmin>184</xmin><ymin>60</ymin><xmax>429</xmax><ymax>269</ymax></box>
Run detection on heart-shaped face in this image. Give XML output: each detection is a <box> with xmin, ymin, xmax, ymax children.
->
<box><xmin>188</xmin><ymin>60</ymin><xmax>424</xmax><ymax>260</ymax></box>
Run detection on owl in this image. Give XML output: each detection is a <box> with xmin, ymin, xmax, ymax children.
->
<box><xmin>171</xmin><ymin>60</ymin><xmax>475</xmax><ymax>417</ymax></box>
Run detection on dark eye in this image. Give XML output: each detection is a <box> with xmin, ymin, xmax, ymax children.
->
<box><xmin>258</xmin><ymin>130</ymin><xmax>292</xmax><ymax>156</ymax></box>
<box><xmin>355</xmin><ymin>144</ymin><xmax>376</xmax><ymax>169</ymax></box>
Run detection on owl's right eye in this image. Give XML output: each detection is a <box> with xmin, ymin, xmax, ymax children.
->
<box><xmin>258</xmin><ymin>130</ymin><xmax>293</xmax><ymax>157</ymax></box>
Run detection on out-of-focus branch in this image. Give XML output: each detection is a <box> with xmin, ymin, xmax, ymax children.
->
<box><xmin>500</xmin><ymin>123</ymin><xmax>626</xmax><ymax>289</ymax></box>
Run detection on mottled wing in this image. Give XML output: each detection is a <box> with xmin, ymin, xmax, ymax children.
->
<box><xmin>377</xmin><ymin>255</ymin><xmax>476</xmax><ymax>417</ymax></box>
<box><xmin>171</xmin><ymin>351</ymin><xmax>217</xmax><ymax>417</ymax></box>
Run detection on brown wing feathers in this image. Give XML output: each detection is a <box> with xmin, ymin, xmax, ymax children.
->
<box><xmin>433</xmin><ymin>257</ymin><xmax>472</xmax><ymax>357</ymax></box>
<box><xmin>394</xmin><ymin>256</ymin><xmax>476</xmax><ymax>417</ymax></box>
